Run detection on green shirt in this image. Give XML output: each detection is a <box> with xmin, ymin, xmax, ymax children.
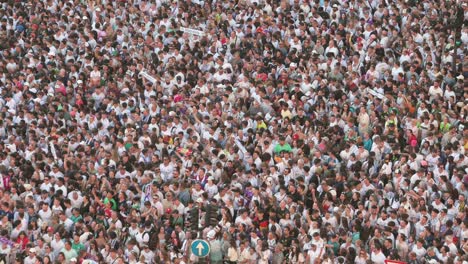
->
<box><xmin>440</xmin><ymin>122</ymin><xmax>451</xmax><ymax>133</ymax></box>
<box><xmin>70</xmin><ymin>214</ymin><xmax>83</xmax><ymax>223</ymax></box>
<box><xmin>327</xmin><ymin>241</ymin><xmax>340</xmax><ymax>255</ymax></box>
<box><xmin>274</xmin><ymin>143</ymin><xmax>292</xmax><ymax>153</ymax></box>
<box><xmin>72</xmin><ymin>242</ymin><xmax>85</xmax><ymax>253</ymax></box>
<box><xmin>352</xmin><ymin>232</ymin><xmax>360</xmax><ymax>244</ymax></box>
<box><xmin>61</xmin><ymin>248</ymin><xmax>78</xmax><ymax>261</ymax></box>
<box><xmin>104</xmin><ymin>197</ymin><xmax>118</xmax><ymax>211</ymax></box>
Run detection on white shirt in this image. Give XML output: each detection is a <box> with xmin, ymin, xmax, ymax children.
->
<box><xmin>235</xmin><ymin>216</ymin><xmax>252</xmax><ymax>226</ymax></box>
<box><xmin>40</xmin><ymin>182</ymin><xmax>53</xmax><ymax>192</ymax></box>
<box><xmin>50</xmin><ymin>238</ymin><xmax>65</xmax><ymax>255</ymax></box>
<box><xmin>140</xmin><ymin>249</ymin><xmax>155</xmax><ymax>264</ymax></box>
<box><xmin>205</xmin><ymin>184</ymin><xmax>218</xmax><ymax>199</ymax></box>
<box><xmin>61</xmin><ymin>218</ymin><xmax>74</xmax><ymax>232</ymax></box>
<box><xmin>135</xmin><ymin>231</ymin><xmax>150</xmax><ymax>247</ymax></box>
<box><xmin>411</xmin><ymin>245</ymin><xmax>426</xmax><ymax>259</ymax></box>
<box><xmin>68</xmin><ymin>191</ymin><xmax>84</xmax><ymax>209</ymax></box>
<box><xmin>38</xmin><ymin>208</ymin><xmax>52</xmax><ymax>225</ymax></box>
<box><xmin>54</xmin><ymin>184</ymin><xmax>68</xmax><ymax>197</ymax></box>
<box><xmin>370</xmin><ymin>251</ymin><xmax>386</xmax><ymax>264</ymax></box>
<box><xmin>159</xmin><ymin>163</ymin><xmax>175</xmax><ymax>182</ymax></box>
<box><xmin>23</xmin><ymin>255</ymin><xmax>37</xmax><ymax>264</ymax></box>
<box><xmin>307</xmin><ymin>248</ymin><xmax>321</xmax><ymax>264</ymax></box>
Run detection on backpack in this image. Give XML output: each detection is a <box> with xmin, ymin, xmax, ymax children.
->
<box><xmin>144</xmin><ymin>228</ymin><xmax>159</xmax><ymax>250</ymax></box>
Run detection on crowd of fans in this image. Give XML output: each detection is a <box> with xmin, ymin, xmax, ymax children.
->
<box><xmin>0</xmin><ymin>0</ymin><xmax>467</xmax><ymax>263</ymax></box>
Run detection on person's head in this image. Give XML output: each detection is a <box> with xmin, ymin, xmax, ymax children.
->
<box><xmin>28</xmin><ymin>247</ymin><xmax>36</xmax><ymax>256</ymax></box>
<box><xmin>56</xmin><ymin>252</ymin><xmax>65</xmax><ymax>262</ymax></box>
<box><xmin>416</xmin><ymin>238</ymin><xmax>424</xmax><ymax>247</ymax></box>
<box><xmin>64</xmin><ymin>241</ymin><xmax>72</xmax><ymax>250</ymax></box>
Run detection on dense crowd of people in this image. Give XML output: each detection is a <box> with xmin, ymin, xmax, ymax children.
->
<box><xmin>0</xmin><ymin>0</ymin><xmax>467</xmax><ymax>263</ymax></box>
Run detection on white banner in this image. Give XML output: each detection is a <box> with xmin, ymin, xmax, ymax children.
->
<box><xmin>180</xmin><ymin>27</ymin><xmax>205</xmax><ymax>36</ymax></box>
<box><xmin>192</xmin><ymin>0</ymin><xmax>204</xmax><ymax>6</ymax></box>
<box><xmin>366</xmin><ymin>88</ymin><xmax>385</xmax><ymax>99</ymax></box>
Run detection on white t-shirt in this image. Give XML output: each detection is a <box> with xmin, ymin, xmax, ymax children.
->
<box><xmin>50</xmin><ymin>238</ymin><xmax>65</xmax><ymax>255</ymax></box>
<box><xmin>205</xmin><ymin>184</ymin><xmax>218</xmax><ymax>199</ymax></box>
<box><xmin>307</xmin><ymin>248</ymin><xmax>321</xmax><ymax>264</ymax></box>
<box><xmin>90</xmin><ymin>70</ymin><xmax>101</xmax><ymax>80</ymax></box>
<box><xmin>411</xmin><ymin>245</ymin><xmax>426</xmax><ymax>259</ymax></box>
<box><xmin>38</xmin><ymin>208</ymin><xmax>52</xmax><ymax>225</ymax></box>
<box><xmin>135</xmin><ymin>231</ymin><xmax>150</xmax><ymax>247</ymax></box>
<box><xmin>370</xmin><ymin>251</ymin><xmax>386</xmax><ymax>264</ymax></box>
<box><xmin>140</xmin><ymin>249</ymin><xmax>155</xmax><ymax>263</ymax></box>
<box><xmin>159</xmin><ymin>163</ymin><xmax>174</xmax><ymax>182</ymax></box>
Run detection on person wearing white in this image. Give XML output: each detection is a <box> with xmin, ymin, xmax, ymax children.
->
<box><xmin>159</xmin><ymin>157</ymin><xmax>175</xmax><ymax>182</ymax></box>
<box><xmin>412</xmin><ymin>239</ymin><xmax>427</xmax><ymax>259</ymax></box>
<box><xmin>135</xmin><ymin>226</ymin><xmax>150</xmax><ymax>248</ymax></box>
<box><xmin>370</xmin><ymin>246</ymin><xmax>386</xmax><ymax>264</ymax></box>
<box><xmin>38</xmin><ymin>203</ymin><xmax>53</xmax><ymax>226</ymax></box>
<box><xmin>139</xmin><ymin>246</ymin><xmax>155</xmax><ymax>264</ymax></box>
<box><xmin>306</xmin><ymin>244</ymin><xmax>322</xmax><ymax>264</ymax></box>
<box><xmin>50</xmin><ymin>233</ymin><xmax>65</xmax><ymax>257</ymax></box>
<box><xmin>59</xmin><ymin>212</ymin><xmax>74</xmax><ymax>233</ymax></box>
<box><xmin>23</xmin><ymin>248</ymin><xmax>38</xmax><ymax>264</ymax></box>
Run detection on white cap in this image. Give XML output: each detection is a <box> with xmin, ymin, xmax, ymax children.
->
<box><xmin>456</xmin><ymin>75</ymin><xmax>464</xmax><ymax>80</ymax></box>
<box><xmin>77</xmin><ymin>80</ymin><xmax>83</xmax><ymax>84</ymax></box>
<box><xmin>95</xmin><ymin>7</ymin><xmax>101</xmax><ymax>12</ymax></box>
<box><xmin>207</xmin><ymin>176</ymin><xmax>214</xmax><ymax>181</ymax></box>
<box><xmin>82</xmin><ymin>16</ymin><xmax>88</xmax><ymax>20</ymax></box>
<box><xmin>70</xmin><ymin>258</ymin><xmax>77</xmax><ymax>262</ymax></box>
<box><xmin>196</xmin><ymin>197</ymin><xmax>203</xmax><ymax>203</ymax></box>
<box><xmin>23</xmin><ymin>82</ymin><xmax>30</xmax><ymax>87</ymax></box>
<box><xmin>290</xmin><ymin>62</ymin><xmax>297</xmax><ymax>68</ymax></box>
<box><xmin>48</xmin><ymin>51</ymin><xmax>55</xmax><ymax>56</ymax></box>
<box><xmin>29</xmin><ymin>88</ymin><xmax>38</xmax><ymax>94</ymax></box>
<box><xmin>29</xmin><ymin>248</ymin><xmax>36</xmax><ymax>253</ymax></box>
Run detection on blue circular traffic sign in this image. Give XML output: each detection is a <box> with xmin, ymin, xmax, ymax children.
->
<box><xmin>191</xmin><ymin>239</ymin><xmax>210</xmax><ymax>257</ymax></box>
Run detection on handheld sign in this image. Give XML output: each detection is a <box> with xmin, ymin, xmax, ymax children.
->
<box><xmin>191</xmin><ymin>239</ymin><xmax>210</xmax><ymax>257</ymax></box>
<box><xmin>180</xmin><ymin>27</ymin><xmax>205</xmax><ymax>37</ymax></box>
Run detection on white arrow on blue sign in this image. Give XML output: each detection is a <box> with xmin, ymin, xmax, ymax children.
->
<box><xmin>191</xmin><ymin>239</ymin><xmax>210</xmax><ymax>257</ymax></box>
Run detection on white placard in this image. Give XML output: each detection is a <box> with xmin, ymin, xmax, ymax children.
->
<box><xmin>192</xmin><ymin>0</ymin><xmax>204</xmax><ymax>6</ymax></box>
<box><xmin>180</xmin><ymin>27</ymin><xmax>205</xmax><ymax>36</ymax></box>
<box><xmin>366</xmin><ymin>88</ymin><xmax>385</xmax><ymax>99</ymax></box>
